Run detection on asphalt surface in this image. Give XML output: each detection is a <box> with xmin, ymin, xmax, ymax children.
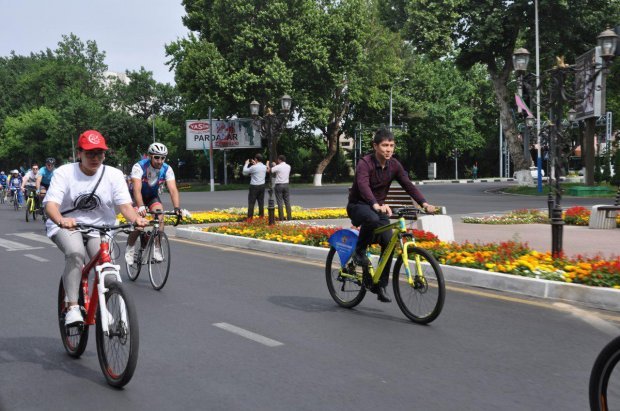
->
<box><xmin>1</xmin><ymin>181</ymin><xmax>619</xmax><ymax>410</ymax></box>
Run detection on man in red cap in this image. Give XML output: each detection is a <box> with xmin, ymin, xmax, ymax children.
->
<box><xmin>44</xmin><ymin>130</ymin><xmax>148</xmax><ymax>326</ymax></box>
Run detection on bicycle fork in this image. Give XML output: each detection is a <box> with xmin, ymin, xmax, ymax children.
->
<box><xmin>401</xmin><ymin>241</ymin><xmax>425</xmax><ymax>286</ymax></box>
<box><xmin>96</xmin><ymin>263</ymin><xmax>126</xmax><ymax>336</ymax></box>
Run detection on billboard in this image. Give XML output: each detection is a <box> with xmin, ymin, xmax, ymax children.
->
<box><xmin>186</xmin><ymin>119</ymin><xmax>261</xmax><ymax>150</ymax></box>
<box><xmin>574</xmin><ymin>47</ymin><xmax>605</xmax><ymax>121</ymax></box>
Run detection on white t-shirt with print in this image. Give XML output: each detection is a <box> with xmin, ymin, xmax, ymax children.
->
<box><xmin>130</xmin><ymin>161</ymin><xmax>175</xmax><ymax>188</ymax></box>
<box><xmin>43</xmin><ymin>163</ymin><xmax>132</xmax><ymax>238</ymax></box>
<box><xmin>23</xmin><ymin>170</ymin><xmax>38</xmax><ymax>187</ymax></box>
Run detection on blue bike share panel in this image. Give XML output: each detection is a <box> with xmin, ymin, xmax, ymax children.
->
<box><xmin>328</xmin><ymin>229</ymin><xmax>359</xmax><ymax>267</ymax></box>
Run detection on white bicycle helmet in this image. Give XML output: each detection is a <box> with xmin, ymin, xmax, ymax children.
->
<box><xmin>11</xmin><ymin>169</ymin><xmax>18</xmax><ymax>174</ymax></box>
<box><xmin>148</xmin><ymin>142</ymin><xmax>168</xmax><ymax>156</ymax></box>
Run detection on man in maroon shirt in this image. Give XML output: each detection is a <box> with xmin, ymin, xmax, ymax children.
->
<box><xmin>347</xmin><ymin>128</ymin><xmax>436</xmax><ymax>302</ymax></box>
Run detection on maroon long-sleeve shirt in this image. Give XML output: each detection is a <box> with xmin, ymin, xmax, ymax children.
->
<box><xmin>348</xmin><ymin>154</ymin><xmax>426</xmax><ymax>206</ymax></box>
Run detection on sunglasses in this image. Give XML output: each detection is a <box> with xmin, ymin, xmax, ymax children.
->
<box><xmin>152</xmin><ymin>155</ymin><xmax>166</xmax><ymax>160</ymax></box>
<box><xmin>83</xmin><ymin>150</ymin><xmax>106</xmax><ymax>159</ymax></box>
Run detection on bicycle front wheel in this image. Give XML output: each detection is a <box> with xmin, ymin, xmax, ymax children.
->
<box><xmin>25</xmin><ymin>198</ymin><xmax>31</xmax><ymax>221</ymax></box>
<box><xmin>325</xmin><ymin>247</ymin><xmax>366</xmax><ymax>308</ymax></box>
<box><xmin>13</xmin><ymin>193</ymin><xmax>19</xmax><ymax>211</ymax></box>
<box><xmin>57</xmin><ymin>278</ymin><xmax>89</xmax><ymax>357</ymax></box>
<box><xmin>95</xmin><ymin>280</ymin><xmax>139</xmax><ymax>388</ymax></box>
<box><xmin>590</xmin><ymin>336</ymin><xmax>620</xmax><ymax>411</ymax></box>
<box><xmin>147</xmin><ymin>231</ymin><xmax>171</xmax><ymax>290</ymax></box>
<box><xmin>392</xmin><ymin>247</ymin><xmax>445</xmax><ymax>324</ymax></box>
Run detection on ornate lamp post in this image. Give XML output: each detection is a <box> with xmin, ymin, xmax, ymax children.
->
<box><xmin>250</xmin><ymin>94</ymin><xmax>292</xmax><ymax>225</ymax></box>
<box><xmin>513</xmin><ymin>29</ymin><xmax>617</xmax><ymax>257</ymax></box>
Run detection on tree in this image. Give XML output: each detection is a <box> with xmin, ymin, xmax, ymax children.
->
<box><xmin>379</xmin><ymin>0</ymin><xmax>620</xmax><ymax>184</ymax></box>
<box><xmin>168</xmin><ymin>0</ymin><xmax>403</xmax><ymax>185</ymax></box>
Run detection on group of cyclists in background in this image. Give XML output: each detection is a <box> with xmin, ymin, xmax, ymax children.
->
<box><xmin>0</xmin><ymin>157</ymin><xmax>56</xmax><ymax>210</ymax></box>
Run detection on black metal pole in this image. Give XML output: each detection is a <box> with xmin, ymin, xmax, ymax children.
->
<box><xmin>266</xmin><ymin>116</ymin><xmax>276</xmax><ymax>225</ymax></box>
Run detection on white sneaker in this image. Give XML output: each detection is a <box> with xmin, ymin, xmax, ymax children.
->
<box><xmin>153</xmin><ymin>246</ymin><xmax>164</xmax><ymax>262</ymax></box>
<box><xmin>65</xmin><ymin>305</ymin><xmax>84</xmax><ymax>326</ymax></box>
<box><xmin>125</xmin><ymin>243</ymin><xmax>136</xmax><ymax>265</ymax></box>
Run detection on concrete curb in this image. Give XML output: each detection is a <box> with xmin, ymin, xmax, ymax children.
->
<box><xmin>176</xmin><ymin>227</ymin><xmax>620</xmax><ymax>313</ymax></box>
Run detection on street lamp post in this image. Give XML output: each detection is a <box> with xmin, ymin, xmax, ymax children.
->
<box><xmin>389</xmin><ymin>78</ymin><xmax>409</xmax><ymax>128</ymax></box>
<box><xmin>250</xmin><ymin>94</ymin><xmax>292</xmax><ymax>225</ymax></box>
<box><xmin>512</xmin><ymin>28</ymin><xmax>617</xmax><ymax>257</ymax></box>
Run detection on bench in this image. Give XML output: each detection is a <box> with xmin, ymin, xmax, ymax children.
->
<box><xmin>588</xmin><ymin>186</ymin><xmax>620</xmax><ymax>229</ymax></box>
<box><xmin>385</xmin><ymin>185</ymin><xmax>454</xmax><ymax>242</ymax></box>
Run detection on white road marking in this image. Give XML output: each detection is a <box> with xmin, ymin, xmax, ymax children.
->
<box><xmin>213</xmin><ymin>322</ymin><xmax>284</xmax><ymax>347</ymax></box>
<box><xmin>0</xmin><ymin>238</ymin><xmax>42</xmax><ymax>251</ymax></box>
<box><xmin>24</xmin><ymin>254</ymin><xmax>49</xmax><ymax>262</ymax></box>
<box><xmin>10</xmin><ymin>232</ymin><xmax>55</xmax><ymax>246</ymax></box>
<box><xmin>553</xmin><ymin>302</ymin><xmax>620</xmax><ymax>335</ymax></box>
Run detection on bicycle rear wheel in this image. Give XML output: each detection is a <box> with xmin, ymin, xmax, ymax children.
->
<box><xmin>125</xmin><ymin>240</ymin><xmax>142</xmax><ymax>281</ymax></box>
<box><xmin>392</xmin><ymin>247</ymin><xmax>445</xmax><ymax>324</ymax></box>
<box><xmin>95</xmin><ymin>280</ymin><xmax>139</xmax><ymax>388</ymax></box>
<box><xmin>57</xmin><ymin>279</ymin><xmax>89</xmax><ymax>357</ymax></box>
<box><xmin>147</xmin><ymin>231</ymin><xmax>171</xmax><ymax>290</ymax></box>
<box><xmin>325</xmin><ymin>247</ymin><xmax>366</xmax><ymax>308</ymax></box>
<box><xmin>590</xmin><ymin>336</ymin><xmax>620</xmax><ymax>411</ymax></box>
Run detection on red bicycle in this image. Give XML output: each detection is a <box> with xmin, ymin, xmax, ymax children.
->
<box><xmin>57</xmin><ymin>222</ymin><xmax>139</xmax><ymax>388</ymax></box>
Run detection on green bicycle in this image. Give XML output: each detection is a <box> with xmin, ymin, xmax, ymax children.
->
<box><xmin>25</xmin><ymin>189</ymin><xmax>39</xmax><ymax>222</ymax></box>
<box><xmin>325</xmin><ymin>206</ymin><xmax>445</xmax><ymax>324</ymax></box>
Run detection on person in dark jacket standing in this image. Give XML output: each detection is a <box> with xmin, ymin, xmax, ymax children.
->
<box><xmin>347</xmin><ymin>128</ymin><xmax>436</xmax><ymax>302</ymax></box>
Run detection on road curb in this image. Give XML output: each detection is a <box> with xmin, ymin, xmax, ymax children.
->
<box><xmin>175</xmin><ymin>227</ymin><xmax>620</xmax><ymax>313</ymax></box>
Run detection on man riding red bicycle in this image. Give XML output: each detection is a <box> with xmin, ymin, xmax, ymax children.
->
<box><xmin>44</xmin><ymin>130</ymin><xmax>148</xmax><ymax>326</ymax></box>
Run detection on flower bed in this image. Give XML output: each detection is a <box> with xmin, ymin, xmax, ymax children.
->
<box><xmin>463</xmin><ymin>207</ymin><xmax>620</xmax><ymax>227</ymax></box>
<box><xmin>117</xmin><ymin>206</ymin><xmax>348</xmax><ymax>225</ymax></box>
<box><xmin>204</xmin><ymin>219</ymin><xmax>620</xmax><ymax>288</ymax></box>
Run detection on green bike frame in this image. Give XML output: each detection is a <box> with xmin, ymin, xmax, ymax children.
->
<box><xmin>366</xmin><ymin>216</ymin><xmax>425</xmax><ymax>286</ymax></box>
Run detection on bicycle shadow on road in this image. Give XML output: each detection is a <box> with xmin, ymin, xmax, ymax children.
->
<box><xmin>268</xmin><ymin>295</ymin><xmax>412</xmax><ymax>324</ymax></box>
<box><xmin>0</xmin><ymin>336</ymin><xmax>112</xmax><ymax>387</ymax></box>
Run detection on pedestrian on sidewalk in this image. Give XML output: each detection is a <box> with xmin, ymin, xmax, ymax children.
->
<box><xmin>243</xmin><ymin>153</ymin><xmax>267</xmax><ymax>219</ymax></box>
<box><xmin>269</xmin><ymin>154</ymin><xmax>292</xmax><ymax>220</ymax></box>
<box><xmin>472</xmin><ymin>162</ymin><xmax>478</xmax><ymax>179</ymax></box>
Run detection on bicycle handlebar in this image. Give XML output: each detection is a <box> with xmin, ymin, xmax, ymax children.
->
<box><xmin>387</xmin><ymin>206</ymin><xmax>438</xmax><ymax>219</ymax></box>
<box><xmin>67</xmin><ymin>222</ymin><xmax>135</xmax><ymax>234</ymax></box>
<box><xmin>147</xmin><ymin>210</ymin><xmax>183</xmax><ymax>226</ymax></box>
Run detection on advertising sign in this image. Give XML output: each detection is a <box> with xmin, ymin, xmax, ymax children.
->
<box><xmin>186</xmin><ymin>119</ymin><xmax>261</xmax><ymax>150</ymax></box>
<box><xmin>574</xmin><ymin>47</ymin><xmax>605</xmax><ymax>121</ymax></box>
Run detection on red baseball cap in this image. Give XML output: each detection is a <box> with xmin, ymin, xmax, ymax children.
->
<box><xmin>78</xmin><ymin>130</ymin><xmax>109</xmax><ymax>150</ymax></box>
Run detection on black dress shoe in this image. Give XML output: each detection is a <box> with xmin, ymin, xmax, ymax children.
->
<box><xmin>376</xmin><ymin>286</ymin><xmax>391</xmax><ymax>303</ymax></box>
<box><xmin>352</xmin><ymin>250</ymin><xmax>370</xmax><ymax>267</ymax></box>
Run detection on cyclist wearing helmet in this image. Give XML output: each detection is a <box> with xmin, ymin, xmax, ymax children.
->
<box><xmin>36</xmin><ymin>157</ymin><xmax>56</xmax><ymax>204</ymax></box>
<box><xmin>0</xmin><ymin>171</ymin><xmax>6</xmax><ymax>190</ymax></box>
<box><xmin>125</xmin><ymin>142</ymin><xmax>181</xmax><ymax>264</ymax></box>
<box><xmin>8</xmin><ymin>169</ymin><xmax>24</xmax><ymax>206</ymax></box>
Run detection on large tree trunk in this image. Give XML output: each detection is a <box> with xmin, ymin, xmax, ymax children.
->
<box><xmin>313</xmin><ymin>92</ymin><xmax>349</xmax><ymax>186</ymax></box>
<box><xmin>489</xmin><ymin>66</ymin><xmax>532</xmax><ymax>184</ymax></box>
<box><xmin>313</xmin><ymin>121</ymin><xmax>340</xmax><ymax>186</ymax></box>
<box><xmin>584</xmin><ymin>117</ymin><xmax>596</xmax><ymax>186</ymax></box>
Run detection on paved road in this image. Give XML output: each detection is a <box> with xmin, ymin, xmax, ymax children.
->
<box><xmin>177</xmin><ymin>182</ymin><xmax>610</xmax><ymax>217</ymax></box>
<box><xmin>1</xmin><ymin>184</ymin><xmax>618</xmax><ymax>410</ymax></box>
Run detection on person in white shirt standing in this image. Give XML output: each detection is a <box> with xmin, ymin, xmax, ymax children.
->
<box><xmin>270</xmin><ymin>155</ymin><xmax>292</xmax><ymax>220</ymax></box>
<box><xmin>44</xmin><ymin>130</ymin><xmax>148</xmax><ymax>326</ymax></box>
<box><xmin>242</xmin><ymin>153</ymin><xmax>267</xmax><ymax>219</ymax></box>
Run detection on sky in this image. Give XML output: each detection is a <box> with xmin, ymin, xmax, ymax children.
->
<box><xmin>0</xmin><ymin>0</ymin><xmax>189</xmax><ymax>84</ymax></box>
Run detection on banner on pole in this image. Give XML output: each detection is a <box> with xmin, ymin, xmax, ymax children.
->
<box><xmin>186</xmin><ymin>119</ymin><xmax>261</xmax><ymax>150</ymax></box>
<box><xmin>574</xmin><ymin>47</ymin><xmax>605</xmax><ymax>121</ymax></box>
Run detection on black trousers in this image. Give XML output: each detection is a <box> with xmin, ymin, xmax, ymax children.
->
<box><xmin>346</xmin><ymin>202</ymin><xmax>394</xmax><ymax>287</ymax></box>
<box><xmin>248</xmin><ymin>184</ymin><xmax>265</xmax><ymax>218</ymax></box>
<box><xmin>274</xmin><ymin>183</ymin><xmax>292</xmax><ymax>220</ymax></box>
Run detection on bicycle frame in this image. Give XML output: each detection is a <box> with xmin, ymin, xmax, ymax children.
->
<box><xmin>366</xmin><ymin>216</ymin><xmax>423</xmax><ymax>286</ymax></box>
<box><xmin>77</xmin><ymin>234</ymin><xmax>124</xmax><ymax>336</ymax></box>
